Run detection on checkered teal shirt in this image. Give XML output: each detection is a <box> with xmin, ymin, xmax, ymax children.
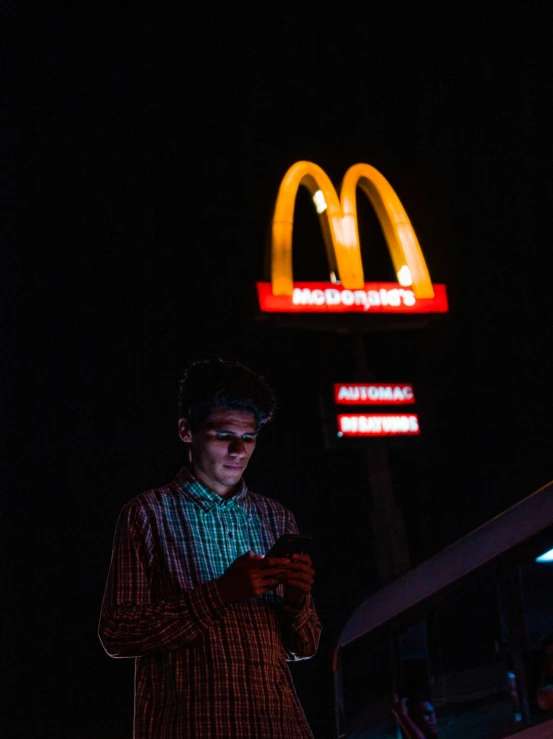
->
<box><xmin>99</xmin><ymin>466</ymin><xmax>321</xmax><ymax>738</ymax></box>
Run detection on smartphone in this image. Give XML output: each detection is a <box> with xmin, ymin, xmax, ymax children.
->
<box><xmin>267</xmin><ymin>534</ymin><xmax>312</xmax><ymax>558</ymax></box>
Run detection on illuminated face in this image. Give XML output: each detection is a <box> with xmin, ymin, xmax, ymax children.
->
<box><xmin>411</xmin><ymin>701</ymin><xmax>437</xmax><ymax>738</ymax></box>
<box><xmin>178</xmin><ymin>410</ymin><xmax>258</xmax><ymax>498</ymax></box>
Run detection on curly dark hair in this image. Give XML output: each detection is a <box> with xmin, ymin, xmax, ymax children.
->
<box><xmin>177</xmin><ymin>359</ymin><xmax>276</xmax><ymax>432</ymax></box>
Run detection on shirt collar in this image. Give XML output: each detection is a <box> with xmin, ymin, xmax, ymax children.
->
<box><xmin>173</xmin><ymin>466</ymin><xmax>252</xmax><ymax>515</ymax></box>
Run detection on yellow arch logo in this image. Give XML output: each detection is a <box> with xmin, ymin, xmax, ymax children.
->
<box><xmin>271</xmin><ymin>161</ymin><xmax>435</xmax><ymax>299</ymax></box>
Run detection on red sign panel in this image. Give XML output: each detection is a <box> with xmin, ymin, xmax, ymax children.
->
<box><xmin>337</xmin><ymin>413</ymin><xmax>420</xmax><ymax>437</ymax></box>
<box><xmin>257</xmin><ymin>282</ymin><xmax>448</xmax><ymax>314</ymax></box>
<box><xmin>334</xmin><ymin>383</ymin><xmax>415</xmax><ymax>405</ymax></box>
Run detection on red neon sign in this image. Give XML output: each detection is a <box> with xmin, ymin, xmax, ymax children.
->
<box><xmin>335</xmin><ymin>383</ymin><xmax>415</xmax><ymax>405</ymax></box>
<box><xmin>337</xmin><ymin>413</ymin><xmax>420</xmax><ymax>437</ymax></box>
<box><xmin>257</xmin><ymin>282</ymin><xmax>448</xmax><ymax>314</ymax></box>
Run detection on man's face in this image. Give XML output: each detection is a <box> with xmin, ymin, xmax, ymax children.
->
<box><xmin>180</xmin><ymin>409</ymin><xmax>258</xmax><ymax>497</ymax></box>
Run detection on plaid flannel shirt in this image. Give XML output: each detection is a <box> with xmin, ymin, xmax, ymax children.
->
<box><xmin>99</xmin><ymin>466</ymin><xmax>321</xmax><ymax>738</ymax></box>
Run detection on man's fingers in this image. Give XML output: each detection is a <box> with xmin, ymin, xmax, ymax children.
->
<box><xmin>285</xmin><ymin>581</ymin><xmax>311</xmax><ymax>592</ymax></box>
<box><xmin>278</xmin><ymin>562</ymin><xmax>315</xmax><ymax>577</ymax></box>
<box><xmin>278</xmin><ymin>556</ymin><xmax>313</xmax><ymax>570</ymax></box>
<box><xmin>283</xmin><ymin>571</ymin><xmax>314</xmax><ymax>585</ymax></box>
<box><xmin>263</xmin><ymin>567</ymin><xmax>314</xmax><ymax>586</ymax></box>
<box><xmin>288</xmin><ymin>554</ymin><xmax>311</xmax><ymax>565</ymax></box>
<box><xmin>263</xmin><ymin>557</ymin><xmax>294</xmax><ymax>568</ymax></box>
<box><xmin>262</xmin><ymin>577</ymin><xmax>281</xmax><ymax>586</ymax></box>
<box><xmin>280</xmin><ymin>558</ymin><xmax>312</xmax><ymax>567</ymax></box>
<box><xmin>260</xmin><ymin>565</ymin><xmax>298</xmax><ymax>581</ymax></box>
<box><xmin>263</xmin><ymin>555</ymin><xmax>312</xmax><ymax>567</ymax></box>
<box><xmin>252</xmin><ymin>558</ymin><xmax>315</xmax><ymax>594</ymax></box>
<box><xmin>256</xmin><ymin>570</ymin><xmax>289</xmax><ymax>586</ymax></box>
<box><xmin>282</xmin><ymin>568</ymin><xmax>314</xmax><ymax>580</ymax></box>
<box><xmin>254</xmin><ymin>578</ymin><xmax>281</xmax><ymax>593</ymax></box>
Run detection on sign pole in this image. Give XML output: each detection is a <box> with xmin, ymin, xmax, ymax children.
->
<box><xmin>354</xmin><ymin>332</ymin><xmax>411</xmax><ymax>585</ymax></box>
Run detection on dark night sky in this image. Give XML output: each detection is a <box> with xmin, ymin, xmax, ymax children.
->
<box><xmin>3</xmin><ymin>7</ymin><xmax>553</xmax><ymax>738</ymax></box>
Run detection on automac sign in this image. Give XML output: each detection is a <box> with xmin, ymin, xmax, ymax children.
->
<box><xmin>334</xmin><ymin>383</ymin><xmax>419</xmax><ymax>437</ymax></box>
<box><xmin>334</xmin><ymin>383</ymin><xmax>415</xmax><ymax>404</ymax></box>
<box><xmin>257</xmin><ymin>161</ymin><xmax>448</xmax><ymax>314</ymax></box>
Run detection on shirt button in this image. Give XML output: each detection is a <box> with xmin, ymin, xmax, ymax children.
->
<box><xmin>228</xmin><ymin>531</ymin><xmax>233</xmax><ymax>539</ymax></box>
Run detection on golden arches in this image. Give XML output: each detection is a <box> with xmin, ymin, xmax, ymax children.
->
<box><xmin>271</xmin><ymin>161</ymin><xmax>435</xmax><ymax>299</ymax></box>
<box><xmin>271</xmin><ymin>161</ymin><xmax>364</xmax><ymax>295</ymax></box>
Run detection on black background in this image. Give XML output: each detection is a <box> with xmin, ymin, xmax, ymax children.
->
<box><xmin>3</xmin><ymin>7</ymin><xmax>553</xmax><ymax>738</ymax></box>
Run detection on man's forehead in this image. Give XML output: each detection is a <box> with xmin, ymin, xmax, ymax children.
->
<box><xmin>205</xmin><ymin>409</ymin><xmax>257</xmax><ymax>431</ymax></box>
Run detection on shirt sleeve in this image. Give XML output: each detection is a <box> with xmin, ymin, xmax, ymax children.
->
<box><xmin>280</xmin><ymin>513</ymin><xmax>322</xmax><ymax>661</ymax></box>
<box><xmin>98</xmin><ymin>498</ymin><xmax>228</xmax><ymax>658</ymax></box>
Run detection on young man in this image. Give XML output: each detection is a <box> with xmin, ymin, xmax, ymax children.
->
<box><xmin>99</xmin><ymin>360</ymin><xmax>321</xmax><ymax>738</ymax></box>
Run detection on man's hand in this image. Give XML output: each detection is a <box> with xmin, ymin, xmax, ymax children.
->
<box><xmin>279</xmin><ymin>554</ymin><xmax>315</xmax><ymax>605</ymax></box>
<box><xmin>216</xmin><ymin>551</ymin><xmax>291</xmax><ymax>604</ymax></box>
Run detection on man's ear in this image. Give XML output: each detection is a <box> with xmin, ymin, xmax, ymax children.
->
<box><xmin>178</xmin><ymin>418</ymin><xmax>192</xmax><ymax>443</ymax></box>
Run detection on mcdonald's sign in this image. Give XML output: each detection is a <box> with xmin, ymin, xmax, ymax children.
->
<box><xmin>257</xmin><ymin>161</ymin><xmax>448</xmax><ymax>314</ymax></box>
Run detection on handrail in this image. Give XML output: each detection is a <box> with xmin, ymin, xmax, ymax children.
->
<box><xmin>336</xmin><ymin>479</ymin><xmax>553</xmax><ymax>650</ymax></box>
